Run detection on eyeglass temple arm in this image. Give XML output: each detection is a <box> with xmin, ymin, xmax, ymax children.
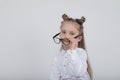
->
<box><xmin>74</xmin><ymin>34</ymin><xmax>81</xmax><ymax>38</ymax></box>
<box><xmin>53</xmin><ymin>33</ymin><xmax>60</xmax><ymax>39</ymax></box>
<box><xmin>53</xmin><ymin>33</ymin><xmax>81</xmax><ymax>39</ymax></box>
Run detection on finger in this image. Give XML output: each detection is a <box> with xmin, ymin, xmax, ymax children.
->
<box><xmin>59</xmin><ymin>34</ymin><xmax>65</xmax><ymax>39</ymax></box>
<box><xmin>69</xmin><ymin>36</ymin><xmax>77</xmax><ymax>43</ymax></box>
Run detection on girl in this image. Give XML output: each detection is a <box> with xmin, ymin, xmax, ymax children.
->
<box><xmin>49</xmin><ymin>14</ymin><xmax>93</xmax><ymax>80</ymax></box>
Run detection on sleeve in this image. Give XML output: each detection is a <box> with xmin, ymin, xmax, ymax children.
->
<box><xmin>66</xmin><ymin>49</ymin><xmax>88</xmax><ymax>77</ymax></box>
<box><xmin>49</xmin><ymin>56</ymin><xmax>61</xmax><ymax>80</ymax></box>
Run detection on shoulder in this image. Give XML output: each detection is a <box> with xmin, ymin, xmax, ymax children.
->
<box><xmin>76</xmin><ymin>48</ymin><xmax>88</xmax><ymax>58</ymax></box>
<box><xmin>77</xmin><ymin>48</ymin><xmax>87</xmax><ymax>54</ymax></box>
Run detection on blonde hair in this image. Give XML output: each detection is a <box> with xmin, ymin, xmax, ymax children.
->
<box><xmin>61</xmin><ymin>14</ymin><xmax>94</xmax><ymax>80</ymax></box>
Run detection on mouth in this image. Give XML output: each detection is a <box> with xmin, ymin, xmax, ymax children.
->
<box><xmin>62</xmin><ymin>39</ymin><xmax>70</xmax><ymax>45</ymax></box>
<box><xmin>62</xmin><ymin>38</ymin><xmax>70</xmax><ymax>42</ymax></box>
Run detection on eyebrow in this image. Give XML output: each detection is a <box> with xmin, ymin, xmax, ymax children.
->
<box><xmin>61</xmin><ymin>29</ymin><xmax>77</xmax><ymax>33</ymax></box>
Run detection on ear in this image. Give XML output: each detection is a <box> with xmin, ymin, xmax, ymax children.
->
<box><xmin>77</xmin><ymin>36</ymin><xmax>82</xmax><ymax>42</ymax></box>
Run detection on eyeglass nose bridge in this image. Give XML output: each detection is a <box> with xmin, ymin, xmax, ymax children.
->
<box><xmin>64</xmin><ymin>33</ymin><xmax>70</xmax><ymax>38</ymax></box>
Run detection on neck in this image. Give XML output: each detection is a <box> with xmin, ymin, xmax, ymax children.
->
<box><xmin>62</xmin><ymin>44</ymin><xmax>70</xmax><ymax>50</ymax></box>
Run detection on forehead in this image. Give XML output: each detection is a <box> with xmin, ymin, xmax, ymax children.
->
<box><xmin>61</xmin><ymin>21</ymin><xmax>80</xmax><ymax>32</ymax></box>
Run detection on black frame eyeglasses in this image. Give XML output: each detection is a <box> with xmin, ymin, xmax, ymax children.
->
<box><xmin>53</xmin><ymin>33</ymin><xmax>81</xmax><ymax>44</ymax></box>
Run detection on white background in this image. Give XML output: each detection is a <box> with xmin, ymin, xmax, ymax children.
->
<box><xmin>0</xmin><ymin>0</ymin><xmax>120</xmax><ymax>80</ymax></box>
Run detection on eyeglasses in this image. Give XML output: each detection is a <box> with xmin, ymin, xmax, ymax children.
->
<box><xmin>53</xmin><ymin>33</ymin><xmax>81</xmax><ymax>44</ymax></box>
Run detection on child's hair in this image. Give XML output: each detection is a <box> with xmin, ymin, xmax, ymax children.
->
<box><xmin>60</xmin><ymin>14</ymin><xmax>94</xmax><ymax>80</ymax></box>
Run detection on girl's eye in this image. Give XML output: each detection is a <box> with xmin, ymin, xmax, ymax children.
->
<box><xmin>61</xmin><ymin>31</ymin><xmax>66</xmax><ymax>34</ymax></box>
<box><xmin>70</xmin><ymin>32</ymin><xmax>74</xmax><ymax>35</ymax></box>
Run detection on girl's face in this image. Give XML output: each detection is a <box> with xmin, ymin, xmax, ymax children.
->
<box><xmin>60</xmin><ymin>21</ymin><xmax>82</xmax><ymax>45</ymax></box>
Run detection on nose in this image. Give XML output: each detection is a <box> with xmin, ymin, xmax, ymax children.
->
<box><xmin>60</xmin><ymin>33</ymin><xmax>70</xmax><ymax>39</ymax></box>
<box><xmin>64</xmin><ymin>33</ymin><xmax>69</xmax><ymax>38</ymax></box>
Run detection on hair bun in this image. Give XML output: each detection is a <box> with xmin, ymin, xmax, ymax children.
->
<box><xmin>75</xmin><ymin>16</ymin><xmax>85</xmax><ymax>26</ymax></box>
<box><xmin>62</xmin><ymin>14</ymin><xmax>86</xmax><ymax>26</ymax></box>
<box><xmin>62</xmin><ymin>14</ymin><xmax>69</xmax><ymax>20</ymax></box>
<box><xmin>80</xmin><ymin>16</ymin><xmax>86</xmax><ymax>24</ymax></box>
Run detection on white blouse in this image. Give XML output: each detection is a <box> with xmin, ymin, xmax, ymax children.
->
<box><xmin>49</xmin><ymin>48</ymin><xmax>91</xmax><ymax>80</ymax></box>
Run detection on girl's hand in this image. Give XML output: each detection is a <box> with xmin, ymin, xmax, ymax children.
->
<box><xmin>59</xmin><ymin>33</ymin><xmax>79</xmax><ymax>50</ymax></box>
<box><xmin>69</xmin><ymin>36</ymin><xmax>78</xmax><ymax>50</ymax></box>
